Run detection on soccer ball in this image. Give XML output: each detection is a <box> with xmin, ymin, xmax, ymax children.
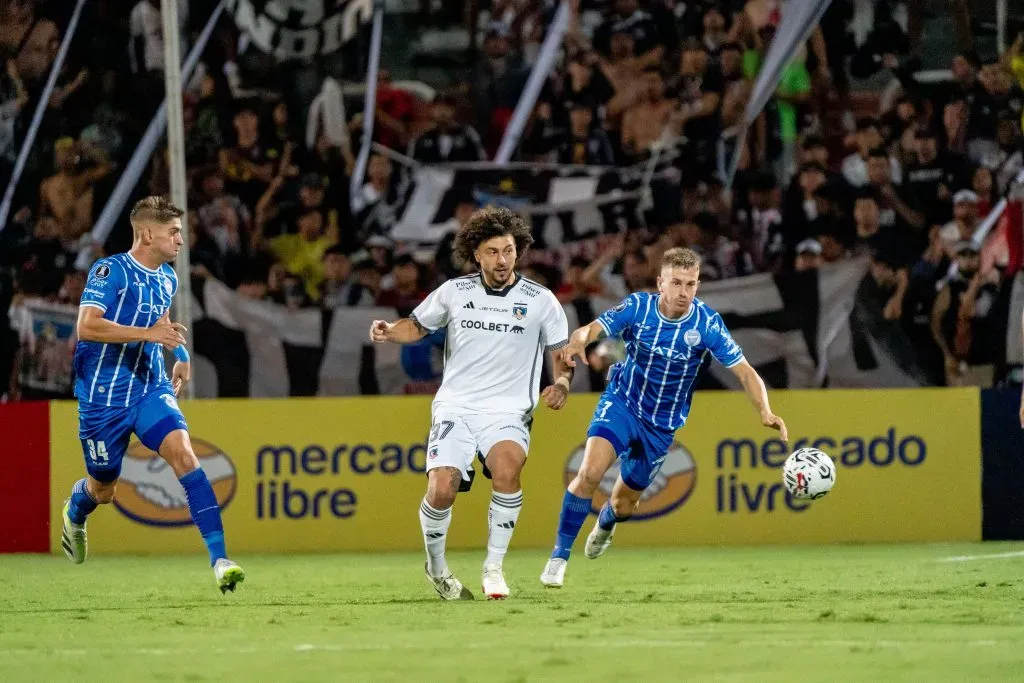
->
<box><xmin>782</xmin><ymin>448</ymin><xmax>836</xmax><ymax>500</ymax></box>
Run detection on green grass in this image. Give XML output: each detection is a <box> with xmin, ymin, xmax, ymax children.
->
<box><xmin>3</xmin><ymin>544</ymin><xmax>1024</xmax><ymax>681</ymax></box>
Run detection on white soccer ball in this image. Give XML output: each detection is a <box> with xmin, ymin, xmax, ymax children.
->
<box><xmin>782</xmin><ymin>448</ymin><xmax>836</xmax><ymax>500</ymax></box>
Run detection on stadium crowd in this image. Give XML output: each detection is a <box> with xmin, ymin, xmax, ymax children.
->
<box><xmin>2</xmin><ymin>0</ymin><xmax>1024</xmax><ymax>399</ymax></box>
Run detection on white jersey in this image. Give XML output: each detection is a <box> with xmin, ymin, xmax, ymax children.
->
<box><xmin>411</xmin><ymin>273</ymin><xmax>569</xmax><ymax>416</ymax></box>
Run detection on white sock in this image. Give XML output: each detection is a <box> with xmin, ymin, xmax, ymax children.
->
<box><xmin>419</xmin><ymin>498</ymin><xmax>452</xmax><ymax>578</ymax></box>
<box><xmin>485</xmin><ymin>489</ymin><xmax>522</xmax><ymax>568</ymax></box>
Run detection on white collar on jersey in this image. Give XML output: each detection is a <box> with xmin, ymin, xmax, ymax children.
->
<box><xmin>653</xmin><ymin>295</ymin><xmax>697</xmax><ymax>324</ymax></box>
<box><xmin>127</xmin><ymin>251</ymin><xmax>161</xmax><ymax>274</ymax></box>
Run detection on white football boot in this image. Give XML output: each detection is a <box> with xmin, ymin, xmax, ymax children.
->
<box><xmin>584</xmin><ymin>522</ymin><xmax>615</xmax><ymax>559</ymax></box>
<box><xmin>426</xmin><ymin>563</ymin><xmax>474</xmax><ymax>601</ymax></box>
<box><xmin>540</xmin><ymin>557</ymin><xmax>567</xmax><ymax>588</ymax></box>
<box><xmin>60</xmin><ymin>499</ymin><xmax>87</xmax><ymax>564</ymax></box>
<box><xmin>481</xmin><ymin>563</ymin><xmax>510</xmax><ymax>600</ymax></box>
<box><xmin>214</xmin><ymin>558</ymin><xmax>246</xmax><ymax>593</ymax></box>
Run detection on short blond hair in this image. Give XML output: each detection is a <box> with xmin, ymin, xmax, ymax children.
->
<box><xmin>130</xmin><ymin>196</ymin><xmax>184</xmax><ymax>233</ymax></box>
<box><xmin>661</xmin><ymin>247</ymin><xmax>701</xmax><ymax>271</ymax></box>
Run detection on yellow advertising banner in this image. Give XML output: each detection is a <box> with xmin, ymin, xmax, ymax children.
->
<box><xmin>49</xmin><ymin>388</ymin><xmax>981</xmax><ymax>554</ymax></box>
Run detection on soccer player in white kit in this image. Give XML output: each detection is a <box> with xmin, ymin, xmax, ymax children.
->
<box><xmin>370</xmin><ymin>207</ymin><xmax>573</xmax><ymax>600</ymax></box>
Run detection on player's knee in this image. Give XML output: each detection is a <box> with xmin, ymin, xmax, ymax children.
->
<box><xmin>158</xmin><ymin>432</ymin><xmax>199</xmax><ymax>477</ymax></box>
<box><xmin>572</xmin><ymin>467</ymin><xmax>604</xmax><ymax>496</ymax></box>
<box><xmin>426</xmin><ymin>468</ymin><xmax>459</xmax><ymax>509</ymax></box>
<box><xmin>489</xmin><ymin>464</ymin><xmax>520</xmax><ymax>492</ymax></box>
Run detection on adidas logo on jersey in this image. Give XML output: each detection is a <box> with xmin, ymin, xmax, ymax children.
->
<box><xmin>463</xmin><ymin>302</ymin><xmax>475</xmax><ymax>309</ymax></box>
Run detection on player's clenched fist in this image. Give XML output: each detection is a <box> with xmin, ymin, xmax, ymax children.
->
<box><xmin>369</xmin><ymin>320</ymin><xmax>391</xmax><ymax>343</ymax></box>
<box><xmin>147</xmin><ymin>319</ymin><xmax>187</xmax><ymax>348</ymax></box>
<box><xmin>541</xmin><ymin>381</ymin><xmax>569</xmax><ymax>410</ymax></box>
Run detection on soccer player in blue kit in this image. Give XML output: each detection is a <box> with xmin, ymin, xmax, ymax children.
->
<box><xmin>540</xmin><ymin>247</ymin><xmax>788</xmax><ymax>587</ymax></box>
<box><xmin>60</xmin><ymin>196</ymin><xmax>245</xmax><ymax>593</ymax></box>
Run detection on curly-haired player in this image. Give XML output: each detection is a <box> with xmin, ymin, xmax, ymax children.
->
<box><xmin>370</xmin><ymin>207</ymin><xmax>573</xmax><ymax>600</ymax></box>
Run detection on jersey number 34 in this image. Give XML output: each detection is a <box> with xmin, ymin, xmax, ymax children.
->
<box><xmin>87</xmin><ymin>439</ymin><xmax>109</xmax><ymax>464</ymax></box>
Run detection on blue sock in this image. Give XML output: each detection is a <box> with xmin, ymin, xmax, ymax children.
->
<box><xmin>551</xmin><ymin>490</ymin><xmax>592</xmax><ymax>560</ymax></box>
<box><xmin>179</xmin><ymin>468</ymin><xmax>226</xmax><ymax>566</ymax></box>
<box><xmin>598</xmin><ymin>501</ymin><xmax>629</xmax><ymax>531</ymax></box>
<box><xmin>67</xmin><ymin>478</ymin><xmax>98</xmax><ymax>525</ymax></box>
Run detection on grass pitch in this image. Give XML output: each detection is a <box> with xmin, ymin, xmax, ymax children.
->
<box><xmin>2</xmin><ymin>544</ymin><xmax>1024</xmax><ymax>682</ymax></box>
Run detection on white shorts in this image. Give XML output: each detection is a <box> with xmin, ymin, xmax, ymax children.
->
<box><xmin>426</xmin><ymin>411</ymin><xmax>531</xmax><ymax>481</ymax></box>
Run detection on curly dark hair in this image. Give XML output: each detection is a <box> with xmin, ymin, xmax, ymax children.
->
<box><xmin>452</xmin><ymin>206</ymin><xmax>534</xmax><ymax>267</ymax></box>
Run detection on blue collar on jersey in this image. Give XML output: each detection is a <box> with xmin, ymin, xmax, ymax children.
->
<box><xmin>653</xmin><ymin>295</ymin><xmax>697</xmax><ymax>324</ymax></box>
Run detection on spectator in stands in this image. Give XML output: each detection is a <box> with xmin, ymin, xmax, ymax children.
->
<box><xmin>321</xmin><ymin>245</ymin><xmax>373</xmax><ymax>308</ymax></box>
<box><xmin>257</xmin><ymin>207</ymin><xmax>339</xmax><ymax>302</ymax></box>
<box><xmin>981</xmin><ymin>115</ymin><xmax>1024</xmax><ymax>193</ymax></box>
<box><xmin>734</xmin><ymin>170</ymin><xmax>783</xmax><ymax>272</ymax></box>
<box><xmin>967</xmin><ymin>64</ymin><xmax>1022</xmax><ymax>162</ymax></box>
<box><xmin>372</xmin><ymin>70</ymin><xmax>415</xmax><ymax>152</ymax></box>
<box><xmin>793</xmin><ymin>238</ymin><xmax>823</xmax><ymax>272</ymax></box>
<box><xmin>842</xmin><ymin>117</ymin><xmax>901</xmax><ymax>188</ymax></box>
<box><xmin>931</xmin><ymin>240</ymin><xmax>1001</xmax><ymax>387</ymax></box>
<box><xmin>939</xmin><ymin>189</ymin><xmax>980</xmax><ymax>254</ymax></box>
<box><xmin>130</xmin><ymin>0</ymin><xmax>189</xmax><ymax>114</ymax></box>
<box><xmin>621</xmin><ymin>68</ymin><xmax>675</xmax><ymax>162</ymax></box>
<box><xmin>670</xmin><ymin>39</ymin><xmax>723</xmax><ymax>171</ymax></box>
<box><xmin>529</xmin><ymin>98</ymin><xmax>615</xmax><ymax>165</ymax></box>
<box><xmin>409</xmin><ymin>96</ymin><xmax>486</xmax><ymax>164</ymax></box>
<box><xmin>38</xmin><ymin>138</ymin><xmax>114</xmax><ymax>247</ymax></box>
<box><xmin>470</xmin><ymin>24</ymin><xmax>530</xmax><ymax>153</ymax></box>
<box><xmin>556</xmin><ymin>255</ymin><xmax>604</xmax><ymax>304</ymax></box>
<box><xmin>904</xmin><ymin>126</ymin><xmax>962</xmax><ymax>227</ymax></box>
<box><xmin>220</xmin><ymin>101</ymin><xmax>280</xmax><ymax>209</ymax></box>
<box><xmin>352</xmin><ymin>153</ymin><xmax>401</xmax><ymax>243</ymax></box>
<box><xmin>592</xmin><ymin>0</ymin><xmax>664</xmax><ymax>69</ymax></box>
<box><xmin>799</xmin><ymin>135</ymin><xmax>829</xmax><ymax>169</ymax></box>
<box><xmin>0</xmin><ymin>58</ymin><xmax>29</xmax><ymax>165</ymax></box>
<box><xmin>1</xmin><ymin>0</ymin><xmax>58</xmax><ymax>87</ymax></box>
<box><xmin>866</xmin><ymin>147</ymin><xmax>924</xmax><ymax>253</ymax></box>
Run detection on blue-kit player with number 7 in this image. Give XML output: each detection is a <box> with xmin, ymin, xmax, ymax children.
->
<box><xmin>540</xmin><ymin>248</ymin><xmax>789</xmax><ymax>589</ymax></box>
<box><xmin>61</xmin><ymin>196</ymin><xmax>244</xmax><ymax>593</ymax></box>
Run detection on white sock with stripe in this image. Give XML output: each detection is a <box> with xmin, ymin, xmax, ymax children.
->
<box><xmin>419</xmin><ymin>498</ymin><xmax>452</xmax><ymax>578</ymax></box>
<box><xmin>485</xmin><ymin>490</ymin><xmax>523</xmax><ymax>568</ymax></box>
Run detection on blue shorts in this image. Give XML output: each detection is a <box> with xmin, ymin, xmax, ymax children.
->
<box><xmin>586</xmin><ymin>392</ymin><xmax>675</xmax><ymax>491</ymax></box>
<box><xmin>78</xmin><ymin>389</ymin><xmax>188</xmax><ymax>483</ymax></box>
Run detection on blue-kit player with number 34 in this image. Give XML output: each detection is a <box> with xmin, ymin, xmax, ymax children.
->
<box><xmin>61</xmin><ymin>196</ymin><xmax>244</xmax><ymax>593</ymax></box>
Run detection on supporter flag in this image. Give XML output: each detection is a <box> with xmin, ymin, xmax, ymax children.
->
<box><xmin>229</xmin><ymin>0</ymin><xmax>373</xmax><ymax>60</ymax></box>
<box><xmin>189</xmin><ymin>258</ymin><xmax>929</xmax><ymax>398</ymax></box>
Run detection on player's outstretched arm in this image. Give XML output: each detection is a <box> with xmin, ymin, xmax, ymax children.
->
<box><xmin>369</xmin><ymin>318</ymin><xmax>429</xmax><ymax>344</ymax></box>
<box><xmin>561</xmin><ymin>321</ymin><xmax>606</xmax><ymax>367</ymax></box>
<box><xmin>729</xmin><ymin>359</ymin><xmax>788</xmax><ymax>443</ymax></box>
<box><xmin>77</xmin><ymin>306</ymin><xmax>186</xmax><ymax>347</ymax></box>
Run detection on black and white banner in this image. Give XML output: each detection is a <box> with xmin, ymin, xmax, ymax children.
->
<box><xmin>230</xmin><ymin>0</ymin><xmax>373</xmax><ymax>60</ymax></box>
<box><xmin>372</xmin><ymin>150</ymin><xmax>690</xmax><ymax>244</ymax></box>
<box><xmin>188</xmin><ymin>258</ymin><xmax>936</xmax><ymax>399</ymax></box>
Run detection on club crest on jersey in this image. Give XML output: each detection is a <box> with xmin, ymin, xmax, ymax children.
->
<box><xmin>512</xmin><ymin>303</ymin><xmax>528</xmax><ymax>320</ymax></box>
<box><xmin>429</xmin><ymin>446</ymin><xmax>439</xmax><ymax>460</ymax></box>
<box><xmin>683</xmin><ymin>329</ymin><xmax>702</xmax><ymax>347</ymax></box>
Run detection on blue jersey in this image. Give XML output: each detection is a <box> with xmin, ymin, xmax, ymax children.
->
<box><xmin>74</xmin><ymin>253</ymin><xmax>178</xmax><ymax>407</ymax></box>
<box><xmin>596</xmin><ymin>293</ymin><xmax>744</xmax><ymax>431</ymax></box>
